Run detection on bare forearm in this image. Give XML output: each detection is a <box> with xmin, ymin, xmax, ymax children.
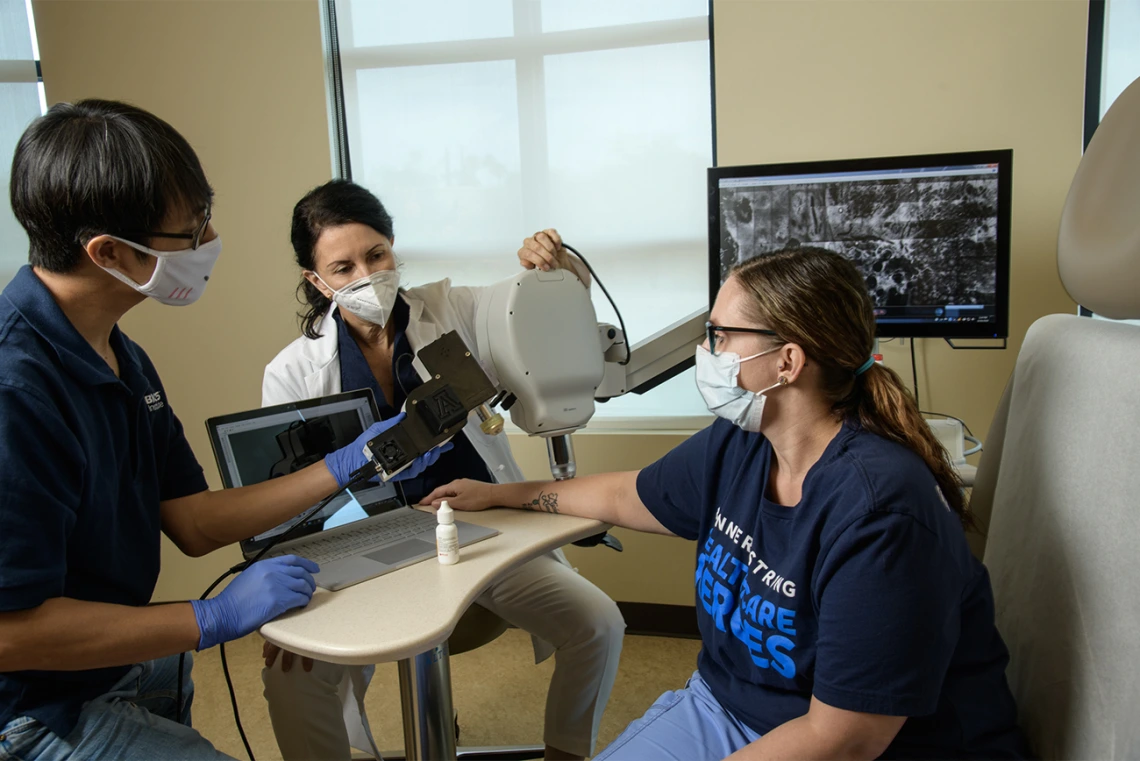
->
<box><xmin>164</xmin><ymin>461</ymin><xmax>339</xmax><ymax>555</ymax></box>
<box><xmin>726</xmin><ymin>716</ymin><xmax>839</xmax><ymax>761</ymax></box>
<box><xmin>496</xmin><ymin>472</ymin><xmax>671</xmax><ymax>535</ymax></box>
<box><xmin>0</xmin><ymin>598</ymin><xmax>199</xmax><ymax>672</ymax></box>
<box><xmin>201</xmin><ymin>461</ymin><xmax>337</xmax><ymax>543</ymax></box>
<box><xmin>727</xmin><ymin>703</ymin><xmax>901</xmax><ymax>761</ymax></box>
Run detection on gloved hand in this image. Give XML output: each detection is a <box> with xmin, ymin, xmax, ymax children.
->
<box><xmin>190</xmin><ymin>555</ymin><xmax>319</xmax><ymax>651</ymax></box>
<box><xmin>324</xmin><ymin>412</ymin><xmax>454</xmax><ymax>488</ymax></box>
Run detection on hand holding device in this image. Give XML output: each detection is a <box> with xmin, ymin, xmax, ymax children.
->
<box><xmin>190</xmin><ymin>555</ymin><xmax>320</xmax><ymax>650</ymax></box>
<box><xmin>325</xmin><ymin>412</ymin><xmax>453</xmax><ymax>488</ymax></box>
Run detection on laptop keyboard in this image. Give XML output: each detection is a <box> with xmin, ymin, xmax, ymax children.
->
<box><xmin>273</xmin><ymin>510</ymin><xmax>439</xmax><ymax>566</ymax></box>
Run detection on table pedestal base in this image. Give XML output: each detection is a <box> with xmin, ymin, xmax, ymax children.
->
<box><xmin>398</xmin><ymin>643</ymin><xmax>457</xmax><ymax>761</ymax></box>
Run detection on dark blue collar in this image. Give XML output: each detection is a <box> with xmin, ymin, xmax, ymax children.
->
<box><xmin>334</xmin><ymin>293</ymin><xmax>416</xmax><ymax>415</ymax></box>
<box><xmin>2</xmin><ymin>265</ymin><xmax>141</xmax><ymax>388</ymax></box>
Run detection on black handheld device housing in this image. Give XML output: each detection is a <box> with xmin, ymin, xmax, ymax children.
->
<box><xmin>366</xmin><ymin>330</ymin><xmax>498</xmax><ymax>477</ymax></box>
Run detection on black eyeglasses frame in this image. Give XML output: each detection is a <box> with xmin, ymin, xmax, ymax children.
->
<box><xmin>125</xmin><ymin>203</ymin><xmax>213</xmax><ymax>251</ymax></box>
<box><xmin>705</xmin><ymin>322</ymin><xmax>781</xmax><ymax>357</ymax></box>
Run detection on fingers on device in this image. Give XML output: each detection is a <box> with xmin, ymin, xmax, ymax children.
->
<box><xmin>366</xmin><ymin>330</ymin><xmax>498</xmax><ymax>478</ymax></box>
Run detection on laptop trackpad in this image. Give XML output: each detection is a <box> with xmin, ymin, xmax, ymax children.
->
<box><xmin>366</xmin><ymin>539</ymin><xmax>435</xmax><ymax>566</ymax></box>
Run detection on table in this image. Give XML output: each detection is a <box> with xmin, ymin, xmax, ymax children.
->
<box><xmin>260</xmin><ymin>507</ymin><xmax>608</xmax><ymax>761</ymax></box>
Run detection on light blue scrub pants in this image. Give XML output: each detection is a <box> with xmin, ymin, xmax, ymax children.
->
<box><xmin>595</xmin><ymin>670</ymin><xmax>762</xmax><ymax>761</ymax></box>
<box><xmin>0</xmin><ymin>654</ymin><xmax>234</xmax><ymax>761</ymax></box>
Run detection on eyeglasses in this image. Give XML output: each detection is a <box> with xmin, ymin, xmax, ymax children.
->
<box><xmin>128</xmin><ymin>203</ymin><xmax>213</xmax><ymax>250</ymax></box>
<box><xmin>705</xmin><ymin>321</ymin><xmax>780</xmax><ymax>357</ymax></box>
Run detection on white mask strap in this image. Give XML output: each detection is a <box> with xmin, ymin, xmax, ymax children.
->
<box><xmin>734</xmin><ymin>344</ymin><xmax>783</xmax><ymax>364</ymax></box>
<box><xmin>312</xmin><ymin>272</ymin><xmax>338</xmax><ymax>298</ymax></box>
<box><xmin>758</xmin><ymin>375</ymin><xmax>790</xmax><ymax>395</ymax></box>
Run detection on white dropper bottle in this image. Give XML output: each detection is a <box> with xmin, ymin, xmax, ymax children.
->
<box><xmin>436</xmin><ymin>501</ymin><xmax>459</xmax><ymax>565</ymax></box>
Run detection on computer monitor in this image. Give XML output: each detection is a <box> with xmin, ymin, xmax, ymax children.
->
<box><xmin>708</xmin><ymin>149</ymin><xmax>1012</xmax><ymax>339</ymax></box>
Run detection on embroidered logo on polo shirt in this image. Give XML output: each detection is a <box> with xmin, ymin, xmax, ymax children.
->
<box><xmin>145</xmin><ymin>391</ymin><xmax>165</xmax><ymax>412</ymax></box>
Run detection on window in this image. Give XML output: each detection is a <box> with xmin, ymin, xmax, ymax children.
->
<box><xmin>1081</xmin><ymin>0</ymin><xmax>1140</xmax><ymax>325</ymax></box>
<box><xmin>324</xmin><ymin>0</ymin><xmax>714</xmax><ymax>427</ymax></box>
<box><xmin>1098</xmin><ymin>0</ymin><xmax>1140</xmax><ymax>122</ymax></box>
<box><xmin>0</xmin><ymin>0</ymin><xmax>44</xmax><ymax>288</ymax></box>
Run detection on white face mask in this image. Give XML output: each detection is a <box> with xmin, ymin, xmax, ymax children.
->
<box><xmin>317</xmin><ymin>269</ymin><xmax>400</xmax><ymax>326</ymax></box>
<box><xmin>695</xmin><ymin>344</ymin><xmax>787</xmax><ymax>433</ymax></box>
<box><xmin>101</xmin><ymin>235</ymin><xmax>222</xmax><ymax>306</ymax></box>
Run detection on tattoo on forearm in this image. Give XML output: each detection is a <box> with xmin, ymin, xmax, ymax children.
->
<box><xmin>523</xmin><ymin>490</ymin><xmax>560</xmax><ymax>514</ymax></box>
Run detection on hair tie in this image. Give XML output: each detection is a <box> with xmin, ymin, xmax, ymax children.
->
<box><xmin>855</xmin><ymin>357</ymin><xmax>875</xmax><ymax>375</ymax></box>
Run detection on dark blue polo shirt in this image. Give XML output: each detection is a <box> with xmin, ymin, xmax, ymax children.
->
<box><xmin>335</xmin><ymin>296</ymin><xmax>492</xmax><ymax>504</ymax></box>
<box><xmin>0</xmin><ymin>266</ymin><xmax>208</xmax><ymax>737</ymax></box>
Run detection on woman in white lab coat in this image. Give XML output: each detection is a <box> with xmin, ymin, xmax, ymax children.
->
<box><xmin>259</xmin><ymin>179</ymin><xmax>624</xmax><ymax>761</ymax></box>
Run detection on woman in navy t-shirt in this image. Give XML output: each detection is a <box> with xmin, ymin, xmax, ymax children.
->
<box><xmin>424</xmin><ymin>247</ymin><xmax>1029</xmax><ymax>760</ymax></box>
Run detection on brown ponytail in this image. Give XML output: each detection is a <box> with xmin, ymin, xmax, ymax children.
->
<box><xmin>853</xmin><ymin>362</ymin><xmax>972</xmax><ymax>529</ymax></box>
<box><xmin>731</xmin><ymin>247</ymin><xmax>974</xmax><ymax>530</ymax></box>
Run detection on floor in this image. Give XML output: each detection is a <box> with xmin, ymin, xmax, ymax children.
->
<box><xmin>191</xmin><ymin>629</ymin><xmax>703</xmax><ymax>760</ymax></box>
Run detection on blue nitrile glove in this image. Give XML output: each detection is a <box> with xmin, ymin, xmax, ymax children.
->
<box><xmin>324</xmin><ymin>412</ymin><xmax>454</xmax><ymax>488</ymax></box>
<box><xmin>190</xmin><ymin>555</ymin><xmax>319</xmax><ymax>651</ymax></box>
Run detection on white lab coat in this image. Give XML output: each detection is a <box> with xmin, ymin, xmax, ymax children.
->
<box><xmin>262</xmin><ymin>277</ymin><xmax>564</xmax><ymax>660</ymax></box>
<box><xmin>261</xmin><ymin>278</ymin><xmax>624</xmax><ymax>760</ymax></box>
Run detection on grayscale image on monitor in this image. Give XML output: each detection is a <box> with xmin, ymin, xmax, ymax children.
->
<box><xmin>708</xmin><ymin>150</ymin><xmax>1012</xmax><ymax>339</ymax></box>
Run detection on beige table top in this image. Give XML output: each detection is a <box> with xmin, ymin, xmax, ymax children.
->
<box><xmin>259</xmin><ymin>507</ymin><xmax>607</xmax><ymax>666</ymax></box>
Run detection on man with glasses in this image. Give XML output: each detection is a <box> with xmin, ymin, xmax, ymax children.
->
<box><xmin>0</xmin><ymin>100</ymin><xmax>441</xmax><ymax>759</ymax></box>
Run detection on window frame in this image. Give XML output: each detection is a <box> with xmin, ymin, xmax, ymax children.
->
<box><xmin>0</xmin><ymin>0</ymin><xmax>46</xmax><ymax>109</ymax></box>
<box><xmin>0</xmin><ymin>0</ymin><xmax>47</xmax><ymax>290</ymax></box>
<box><xmin>317</xmin><ymin>0</ymin><xmax>719</xmax><ymax>431</ymax></box>
<box><xmin>1078</xmin><ymin>0</ymin><xmax>1139</xmax><ymax>322</ymax></box>
<box><xmin>1083</xmin><ymin>0</ymin><xmax>1107</xmax><ymax>153</ymax></box>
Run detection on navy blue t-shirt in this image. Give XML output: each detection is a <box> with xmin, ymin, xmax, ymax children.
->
<box><xmin>636</xmin><ymin>418</ymin><xmax>1029</xmax><ymax>759</ymax></box>
<box><xmin>0</xmin><ymin>267</ymin><xmax>208</xmax><ymax>737</ymax></box>
<box><xmin>335</xmin><ymin>296</ymin><xmax>493</xmax><ymax>504</ymax></box>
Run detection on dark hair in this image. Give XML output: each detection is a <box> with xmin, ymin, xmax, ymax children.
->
<box><xmin>731</xmin><ymin>246</ymin><xmax>974</xmax><ymax>530</ymax></box>
<box><xmin>9</xmin><ymin>99</ymin><xmax>213</xmax><ymax>273</ymax></box>
<box><xmin>291</xmin><ymin>179</ymin><xmax>395</xmax><ymax>339</ymax></box>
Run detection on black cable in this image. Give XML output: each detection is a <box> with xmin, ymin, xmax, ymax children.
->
<box><xmin>178</xmin><ymin>563</ymin><xmax>247</xmax><ymax>759</ymax></box>
<box><xmin>177</xmin><ymin>466</ymin><xmax>376</xmax><ymax>760</ymax></box>
<box><xmin>219</xmin><ymin>642</ymin><xmax>251</xmax><ymax>760</ymax></box>
<box><xmin>562</xmin><ymin>243</ymin><xmax>630</xmax><ymax>366</ymax></box>
<box><xmin>910</xmin><ymin>338</ymin><xmax>920</xmax><ymax>410</ymax></box>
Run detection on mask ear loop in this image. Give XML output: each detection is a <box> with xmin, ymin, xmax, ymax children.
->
<box><xmin>758</xmin><ymin>375</ymin><xmax>789</xmax><ymax>395</ymax></box>
<box><xmin>310</xmin><ymin>272</ymin><xmax>340</xmax><ymax>301</ymax></box>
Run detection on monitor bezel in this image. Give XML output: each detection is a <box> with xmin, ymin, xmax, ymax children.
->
<box><xmin>708</xmin><ymin>149</ymin><xmax>1013</xmax><ymax>339</ymax></box>
<box><xmin>205</xmin><ymin>388</ymin><xmax>379</xmax><ymax>490</ymax></box>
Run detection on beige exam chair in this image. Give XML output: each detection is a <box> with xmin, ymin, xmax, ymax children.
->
<box><xmin>970</xmin><ymin>74</ymin><xmax>1140</xmax><ymax>759</ymax></box>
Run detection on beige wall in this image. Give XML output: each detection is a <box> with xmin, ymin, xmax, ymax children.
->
<box><xmin>714</xmin><ymin>0</ymin><xmax>1085</xmax><ymax>444</ymax></box>
<box><xmin>35</xmin><ymin>0</ymin><xmax>334</xmax><ymax>600</ymax></box>
<box><xmin>34</xmin><ymin>0</ymin><xmax>1086</xmax><ymax>605</ymax></box>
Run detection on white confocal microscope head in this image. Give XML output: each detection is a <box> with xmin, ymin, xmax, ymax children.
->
<box><xmin>475</xmin><ymin>267</ymin><xmax>605</xmax><ymax>479</ymax></box>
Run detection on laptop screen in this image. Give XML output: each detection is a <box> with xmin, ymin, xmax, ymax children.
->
<box><xmin>206</xmin><ymin>390</ymin><xmax>405</xmax><ymax>552</ymax></box>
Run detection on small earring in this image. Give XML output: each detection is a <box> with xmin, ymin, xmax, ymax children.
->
<box><xmin>777</xmin><ymin>375</ymin><xmax>789</xmax><ymax>385</ymax></box>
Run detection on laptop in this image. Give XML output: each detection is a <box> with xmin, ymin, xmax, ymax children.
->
<box><xmin>206</xmin><ymin>389</ymin><xmax>499</xmax><ymax>590</ymax></box>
